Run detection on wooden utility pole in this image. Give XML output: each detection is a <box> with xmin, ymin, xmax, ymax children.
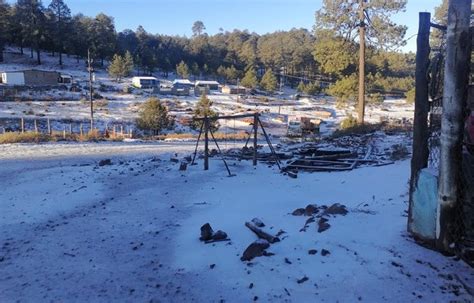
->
<box><xmin>88</xmin><ymin>49</ymin><xmax>94</xmax><ymax>131</ymax></box>
<box><xmin>357</xmin><ymin>0</ymin><xmax>366</xmax><ymax>124</ymax></box>
<box><xmin>408</xmin><ymin>12</ymin><xmax>431</xmax><ymax>233</ymax></box>
<box><xmin>437</xmin><ymin>0</ymin><xmax>472</xmax><ymax>252</ymax></box>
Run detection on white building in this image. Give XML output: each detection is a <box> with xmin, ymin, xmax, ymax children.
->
<box><xmin>132</xmin><ymin>77</ymin><xmax>159</xmax><ymax>89</ymax></box>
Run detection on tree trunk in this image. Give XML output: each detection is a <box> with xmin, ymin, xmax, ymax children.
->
<box><xmin>436</xmin><ymin>0</ymin><xmax>472</xmax><ymax>252</ymax></box>
<box><xmin>59</xmin><ymin>52</ymin><xmax>63</xmax><ymax>66</ymax></box>
<box><xmin>36</xmin><ymin>48</ymin><xmax>41</xmax><ymax>65</ymax></box>
<box><xmin>20</xmin><ymin>45</ymin><xmax>23</xmax><ymax>55</ymax></box>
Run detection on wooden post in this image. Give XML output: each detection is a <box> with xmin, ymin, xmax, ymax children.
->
<box><xmin>34</xmin><ymin>120</ymin><xmax>38</xmax><ymax>133</ymax></box>
<box><xmin>88</xmin><ymin>48</ymin><xmax>94</xmax><ymax>130</ymax></box>
<box><xmin>113</xmin><ymin>125</ymin><xmax>116</xmax><ymax>137</ymax></box>
<box><xmin>120</xmin><ymin>125</ymin><xmax>124</xmax><ymax>136</ymax></box>
<box><xmin>21</xmin><ymin>118</ymin><xmax>24</xmax><ymax>133</ymax></box>
<box><xmin>63</xmin><ymin>126</ymin><xmax>66</xmax><ymax>139</ymax></box>
<box><xmin>69</xmin><ymin>124</ymin><xmax>72</xmax><ymax>134</ymax></box>
<box><xmin>129</xmin><ymin>128</ymin><xmax>132</xmax><ymax>138</ymax></box>
<box><xmin>436</xmin><ymin>0</ymin><xmax>472</xmax><ymax>252</ymax></box>
<box><xmin>253</xmin><ymin>113</ymin><xmax>258</xmax><ymax>166</ymax></box>
<box><xmin>357</xmin><ymin>0</ymin><xmax>366</xmax><ymax>124</ymax></box>
<box><xmin>80</xmin><ymin>123</ymin><xmax>83</xmax><ymax>136</ymax></box>
<box><xmin>204</xmin><ymin>116</ymin><xmax>209</xmax><ymax>171</ymax></box>
<box><xmin>408</xmin><ymin>12</ymin><xmax>431</xmax><ymax>233</ymax></box>
<box><xmin>47</xmin><ymin>118</ymin><xmax>51</xmax><ymax>135</ymax></box>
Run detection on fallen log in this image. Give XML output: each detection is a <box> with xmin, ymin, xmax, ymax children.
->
<box><xmin>245</xmin><ymin>222</ymin><xmax>280</xmax><ymax>243</ymax></box>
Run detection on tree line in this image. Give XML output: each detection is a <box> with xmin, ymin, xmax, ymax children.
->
<box><xmin>0</xmin><ymin>0</ymin><xmax>421</xmax><ymax>100</ymax></box>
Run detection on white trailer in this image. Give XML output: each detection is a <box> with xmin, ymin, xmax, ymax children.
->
<box><xmin>1</xmin><ymin>72</ymin><xmax>25</xmax><ymax>85</ymax></box>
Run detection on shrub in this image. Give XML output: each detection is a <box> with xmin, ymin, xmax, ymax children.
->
<box><xmin>340</xmin><ymin>114</ymin><xmax>358</xmax><ymax>130</ymax></box>
<box><xmin>405</xmin><ymin>88</ymin><xmax>415</xmax><ymax>104</ymax></box>
<box><xmin>136</xmin><ymin>97</ymin><xmax>174</xmax><ymax>135</ymax></box>
<box><xmin>367</xmin><ymin>93</ymin><xmax>384</xmax><ymax>104</ymax></box>
<box><xmin>0</xmin><ymin>132</ymin><xmax>51</xmax><ymax>144</ymax></box>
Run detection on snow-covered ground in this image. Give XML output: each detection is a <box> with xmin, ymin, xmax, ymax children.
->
<box><xmin>1</xmin><ymin>141</ymin><xmax>473</xmax><ymax>302</ymax></box>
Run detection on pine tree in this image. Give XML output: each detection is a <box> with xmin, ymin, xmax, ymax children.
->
<box><xmin>297</xmin><ymin>81</ymin><xmax>306</xmax><ymax>93</ymax></box>
<box><xmin>136</xmin><ymin>98</ymin><xmax>173</xmax><ymax>135</ymax></box>
<box><xmin>0</xmin><ymin>0</ymin><xmax>10</xmax><ymax>62</ymax></box>
<box><xmin>108</xmin><ymin>52</ymin><xmax>133</xmax><ymax>82</ymax></box>
<box><xmin>48</xmin><ymin>0</ymin><xmax>71</xmax><ymax>65</ymax></box>
<box><xmin>260</xmin><ymin>69</ymin><xmax>278</xmax><ymax>92</ymax></box>
<box><xmin>176</xmin><ymin>60</ymin><xmax>190</xmax><ymax>79</ymax></box>
<box><xmin>192</xmin><ymin>93</ymin><xmax>219</xmax><ymax>131</ymax></box>
<box><xmin>240</xmin><ymin>67</ymin><xmax>258</xmax><ymax>89</ymax></box>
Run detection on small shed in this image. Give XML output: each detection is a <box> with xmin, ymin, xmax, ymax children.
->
<box><xmin>222</xmin><ymin>85</ymin><xmax>247</xmax><ymax>95</ymax></box>
<box><xmin>195</xmin><ymin>80</ymin><xmax>220</xmax><ymax>91</ymax></box>
<box><xmin>132</xmin><ymin>77</ymin><xmax>159</xmax><ymax>89</ymax></box>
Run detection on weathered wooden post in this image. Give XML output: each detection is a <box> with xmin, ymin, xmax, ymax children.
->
<box><xmin>69</xmin><ymin>123</ymin><xmax>72</xmax><ymax>134</ymax></box>
<box><xmin>63</xmin><ymin>126</ymin><xmax>66</xmax><ymax>139</ymax></box>
<box><xmin>204</xmin><ymin>116</ymin><xmax>209</xmax><ymax>171</ymax></box>
<box><xmin>34</xmin><ymin>119</ymin><xmax>38</xmax><ymax>133</ymax></box>
<box><xmin>253</xmin><ymin>112</ymin><xmax>258</xmax><ymax>166</ymax></box>
<box><xmin>408</xmin><ymin>12</ymin><xmax>431</xmax><ymax>233</ymax></box>
<box><xmin>80</xmin><ymin>123</ymin><xmax>83</xmax><ymax>136</ymax></box>
<box><xmin>47</xmin><ymin>118</ymin><xmax>51</xmax><ymax>135</ymax></box>
<box><xmin>120</xmin><ymin>125</ymin><xmax>124</xmax><ymax>136</ymax></box>
<box><xmin>21</xmin><ymin>118</ymin><xmax>24</xmax><ymax>133</ymax></box>
<box><xmin>436</xmin><ymin>0</ymin><xmax>472</xmax><ymax>252</ymax></box>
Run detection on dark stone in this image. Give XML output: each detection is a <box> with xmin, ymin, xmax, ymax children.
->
<box><xmin>98</xmin><ymin>159</ymin><xmax>112</xmax><ymax>166</ymax></box>
<box><xmin>323</xmin><ymin>203</ymin><xmax>348</xmax><ymax>216</ymax></box>
<box><xmin>249</xmin><ymin>283</ymin><xmax>254</xmax><ymax>289</ymax></box>
<box><xmin>297</xmin><ymin>276</ymin><xmax>309</xmax><ymax>284</ymax></box>
<box><xmin>170</xmin><ymin>158</ymin><xmax>179</xmax><ymax>163</ymax></box>
<box><xmin>292</xmin><ymin>208</ymin><xmax>305</xmax><ymax>216</ymax></box>
<box><xmin>179</xmin><ymin>162</ymin><xmax>187</xmax><ymax>171</ymax></box>
<box><xmin>284</xmin><ymin>257</ymin><xmax>292</xmax><ymax>264</ymax></box>
<box><xmin>251</xmin><ymin>218</ymin><xmax>265</xmax><ymax>227</ymax></box>
<box><xmin>321</xmin><ymin>249</ymin><xmax>330</xmax><ymax>256</ymax></box>
<box><xmin>200</xmin><ymin>223</ymin><xmax>214</xmax><ymax>241</ymax></box>
<box><xmin>304</xmin><ymin>204</ymin><xmax>319</xmax><ymax>216</ymax></box>
<box><xmin>241</xmin><ymin>240</ymin><xmax>270</xmax><ymax>261</ymax></box>
<box><xmin>317</xmin><ymin>218</ymin><xmax>331</xmax><ymax>233</ymax></box>
<box><xmin>308</xmin><ymin>249</ymin><xmax>318</xmax><ymax>255</ymax></box>
<box><xmin>210</xmin><ymin>264</ymin><xmax>216</xmax><ymax>269</ymax></box>
<box><xmin>212</xmin><ymin>230</ymin><xmax>228</xmax><ymax>241</ymax></box>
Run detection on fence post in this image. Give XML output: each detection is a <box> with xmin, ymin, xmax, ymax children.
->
<box><xmin>69</xmin><ymin>124</ymin><xmax>72</xmax><ymax>134</ymax></box>
<box><xmin>204</xmin><ymin>116</ymin><xmax>209</xmax><ymax>170</ymax></box>
<box><xmin>80</xmin><ymin>123</ymin><xmax>83</xmax><ymax>136</ymax></box>
<box><xmin>47</xmin><ymin>118</ymin><xmax>51</xmax><ymax>135</ymax></box>
<box><xmin>34</xmin><ymin>119</ymin><xmax>38</xmax><ymax>133</ymax></box>
<box><xmin>253</xmin><ymin>113</ymin><xmax>258</xmax><ymax>166</ymax></box>
<box><xmin>408</xmin><ymin>12</ymin><xmax>431</xmax><ymax>233</ymax></box>
<box><xmin>21</xmin><ymin>117</ymin><xmax>24</xmax><ymax>133</ymax></box>
<box><xmin>436</xmin><ymin>0</ymin><xmax>472</xmax><ymax>252</ymax></box>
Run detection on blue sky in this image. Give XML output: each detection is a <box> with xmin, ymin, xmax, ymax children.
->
<box><xmin>52</xmin><ymin>0</ymin><xmax>442</xmax><ymax>53</ymax></box>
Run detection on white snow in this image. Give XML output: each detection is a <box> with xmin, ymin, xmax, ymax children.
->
<box><xmin>0</xmin><ymin>141</ymin><xmax>473</xmax><ymax>302</ymax></box>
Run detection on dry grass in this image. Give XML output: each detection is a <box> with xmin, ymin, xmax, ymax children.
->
<box><xmin>0</xmin><ymin>132</ymin><xmax>52</xmax><ymax>144</ymax></box>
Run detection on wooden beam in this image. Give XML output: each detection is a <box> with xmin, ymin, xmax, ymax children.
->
<box><xmin>408</xmin><ymin>12</ymin><xmax>431</xmax><ymax>234</ymax></box>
